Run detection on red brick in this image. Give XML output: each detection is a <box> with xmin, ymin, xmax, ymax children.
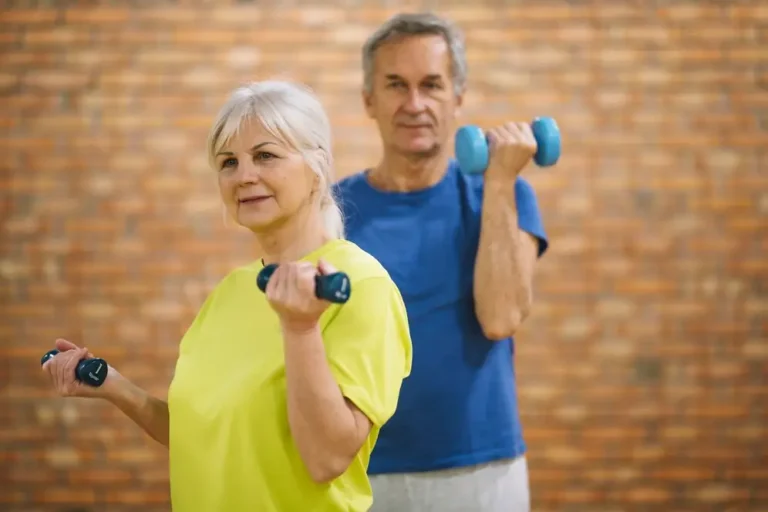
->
<box><xmin>104</xmin><ymin>490</ymin><xmax>170</xmax><ymax>504</ymax></box>
<box><xmin>64</xmin><ymin>8</ymin><xmax>131</xmax><ymax>24</ymax></box>
<box><xmin>171</xmin><ymin>29</ymin><xmax>240</xmax><ymax>45</ymax></box>
<box><xmin>24</xmin><ymin>27</ymin><xmax>91</xmax><ymax>45</ymax></box>
<box><xmin>624</xmin><ymin>487</ymin><xmax>672</xmax><ymax>503</ymax></box>
<box><xmin>33</xmin><ymin>489</ymin><xmax>97</xmax><ymax>504</ymax></box>
<box><xmin>687</xmin><ymin>484</ymin><xmax>751</xmax><ymax>503</ymax></box>
<box><xmin>0</xmin><ymin>10</ymin><xmax>58</xmax><ymax>23</ymax></box>
<box><xmin>68</xmin><ymin>469</ymin><xmax>134</xmax><ymax>485</ymax></box>
<box><xmin>557</xmin><ymin>488</ymin><xmax>605</xmax><ymax>503</ymax></box>
<box><xmin>206</xmin><ymin>6</ymin><xmax>265</xmax><ymax>24</ymax></box>
<box><xmin>584</xmin><ymin>468</ymin><xmax>641</xmax><ymax>484</ymax></box>
<box><xmin>0</xmin><ymin>490</ymin><xmax>26</xmax><ymax>504</ymax></box>
<box><xmin>133</xmin><ymin>8</ymin><xmax>203</xmax><ymax>24</ymax></box>
<box><xmin>23</xmin><ymin>70</ymin><xmax>90</xmax><ymax>90</ymax></box>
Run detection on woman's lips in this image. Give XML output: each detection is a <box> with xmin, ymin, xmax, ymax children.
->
<box><xmin>238</xmin><ymin>196</ymin><xmax>271</xmax><ymax>205</ymax></box>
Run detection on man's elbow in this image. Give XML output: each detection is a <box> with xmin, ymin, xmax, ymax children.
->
<box><xmin>479</xmin><ymin>306</ymin><xmax>531</xmax><ymax>341</ymax></box>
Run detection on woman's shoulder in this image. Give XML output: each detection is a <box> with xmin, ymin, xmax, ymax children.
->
<box><xmin>322</xmin><ymin>240</ymin><xmax>408</xmax><ymax>322</ymax></box>
<box><xmin>322</xmin><ymin>239</ymin><xmax>393</xmax><ymax>286</ymax></box>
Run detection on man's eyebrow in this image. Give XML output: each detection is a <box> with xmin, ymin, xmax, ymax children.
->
<box><xmin>384</xmin><ymin>73</ymin><xmax>443</xmax><ymax>82</ymax></box>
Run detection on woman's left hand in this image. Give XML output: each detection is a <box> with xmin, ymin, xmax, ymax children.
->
<box><xmin>265</xmin><ymin>259</ymin><xmax>337</xmax><ymax>333</ymax></box>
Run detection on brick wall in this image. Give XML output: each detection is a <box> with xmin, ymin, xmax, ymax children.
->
<box><xmin>1</xmin><ymin>2</ymin><xmax>766</xmax><ymax>511</ymax></box>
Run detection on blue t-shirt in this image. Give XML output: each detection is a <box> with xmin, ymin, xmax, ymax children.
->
<box><xmin>334</xmin><ymin>160</ymin><xmax>549</xmax><ymax>474</ymax></box>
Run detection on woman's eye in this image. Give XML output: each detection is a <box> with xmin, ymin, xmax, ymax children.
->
<box><xmin>256</xmin><ymin>152</ymin><xmax>276</xmax><ymax>161</ymax></box>
<box><xmin>221</xmin><ymin>157</ymin><xmax>237</xmax><ymax>169</ymax></box>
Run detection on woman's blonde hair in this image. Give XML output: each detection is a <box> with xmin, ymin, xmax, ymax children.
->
<box><xmin>206</xmin><ymin>80</ymin><xmax>345</xmax><ymax>240</ymax></box>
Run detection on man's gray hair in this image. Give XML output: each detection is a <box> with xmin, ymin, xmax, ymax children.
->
<box><xmin>361</xmin><ymin>12</ymin><xmax>468</xmax><ymax>96</ymax></box>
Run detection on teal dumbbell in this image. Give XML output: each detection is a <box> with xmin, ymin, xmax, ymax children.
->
<box><xmin>455</xmin><ymin>117</ymin><xmax>561</xmax><ymax>174</ymax></box>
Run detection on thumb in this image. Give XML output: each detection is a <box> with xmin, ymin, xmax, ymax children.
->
<box><xmin>317</xmin><ymin>259</ymin><xmax>338</xmax><ymax>276</ymax></box>
<box><xmin>55</xmin><ymin>338</ymin><xmax>79</xmax><ymax>352</ymax></box>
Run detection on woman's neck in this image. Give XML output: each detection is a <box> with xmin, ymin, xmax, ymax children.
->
<box><xmin>256</xmin><ymin>207</ymin><xmax>330</xmax><ymax>265</ymax></box>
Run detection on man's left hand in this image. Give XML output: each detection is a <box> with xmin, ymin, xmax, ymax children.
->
<box><xmin>485</xmin><ymin>122</ymin><xmax>538</xmax><ymax>182</ymax></box>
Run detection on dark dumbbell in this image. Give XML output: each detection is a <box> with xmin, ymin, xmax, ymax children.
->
<box><xmin>256</xmin><ymin>263</ymin><xmax>351</xmax><ymax>304</ymax></box>
<box><xmin>40</xmin><ymin>349</ymin><xmax>109</xmax><ymax>387</ymax></box>
<box><xmin>455</xmin><ymin>116</ymin><xmax>562</xmax><ymax>174</ymax></box>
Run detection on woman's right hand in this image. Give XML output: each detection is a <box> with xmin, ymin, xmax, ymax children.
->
<box><xmin>41</xmin><ymin>338</ymin><xmax>122</xmax><ymax>399</ymax></box>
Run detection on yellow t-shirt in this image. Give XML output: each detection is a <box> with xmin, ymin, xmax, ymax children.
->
<box><xmin>167</xmin><ymin>239</ymin><xmax>412</xmax><ymax>512</ymax></box>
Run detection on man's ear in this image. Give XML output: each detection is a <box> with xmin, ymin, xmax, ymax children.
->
<box><xmin>455</xmin><ymin>91</ymin><xmax>465</xmax><ymax>117</ymax></box>
<box><xmin>362</xmin><ymin>88</ymin><xmax>375</xmax><ymax>120</ymax></box>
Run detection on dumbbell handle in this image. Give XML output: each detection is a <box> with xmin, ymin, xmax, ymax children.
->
<box><xmin>40</xmin><ymin>349</ymin><xmax>109</xmax><ymax>387</ymax></box>
<box><xmin>256</xmin><ymin>263</ymin><xmax>351</xmax><ymax>304</ymax></box>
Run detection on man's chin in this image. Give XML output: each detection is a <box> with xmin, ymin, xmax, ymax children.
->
<box><xmin>396</xmin><ymin>140</ymin><xmax>441</xmax><ymax>159</ymax></box>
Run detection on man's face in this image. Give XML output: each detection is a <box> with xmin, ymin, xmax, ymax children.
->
<box><xmin>363</xmin><ymin>34</ymin><xmax>463</xmax><ymax>158</ymax></box>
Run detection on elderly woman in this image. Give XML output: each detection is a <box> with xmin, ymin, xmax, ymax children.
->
<box><xmin>41</xmin><ymin>80</ymin><xmax>413</xmax><ymax>511</ymax></box>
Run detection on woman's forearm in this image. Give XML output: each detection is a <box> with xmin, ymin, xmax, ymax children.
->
<box><xmin>282</xmin><ymin>324</ymin><xmax>365</xmax><ymax>483</ymax></box>
<box><xmin>104</xmin><ymin>374</ymin><xmax>170</xmax><ymax>447</ymax></box>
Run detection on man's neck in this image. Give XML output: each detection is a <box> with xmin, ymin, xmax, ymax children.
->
<box><xmin>368</xmin><ymin>150</ymin><xmax>451</xmax><ymax>193</ymax></box>
<box><xmin>257</xmin><ymin>207</ymin><xmax>330</xmax><ymax>265</ymax></box>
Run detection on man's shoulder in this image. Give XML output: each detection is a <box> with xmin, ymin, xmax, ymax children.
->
<box><xmin>334</xmin><ymin>170</ymin><xmax>368</xmax><ymax>196</ymax></box>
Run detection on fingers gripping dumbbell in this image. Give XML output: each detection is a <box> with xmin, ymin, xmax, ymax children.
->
<box><xmin>40</xmin><ymin>349</ymin><xmax>109</xmax><ymax>387</ymax></box>
<box><xmin>455</xmin><ymin>116</ymin><xmax>562</xmax><ymax>174</ymax></box>
<box><xmin>256</xmin><ymin>264</ymin><xmax>352</xmax><ymax>304</ymax></box>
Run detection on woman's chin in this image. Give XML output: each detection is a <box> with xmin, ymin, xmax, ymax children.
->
<box><xmin>237</xmin><ymin>213</ymin><xmax>280</xmax><ymax>234</ymax></box>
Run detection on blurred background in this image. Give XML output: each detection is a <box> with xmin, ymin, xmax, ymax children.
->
<box><xmin>1</xmin><ymin>1</ymin><xmax>766</xmax><ymax>511</ymax></box>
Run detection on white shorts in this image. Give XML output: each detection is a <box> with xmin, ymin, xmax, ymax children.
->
<box><xmin>368</xmin><ymin>456</ymin><xmax>530</xmax><ymax>512</ymax></box>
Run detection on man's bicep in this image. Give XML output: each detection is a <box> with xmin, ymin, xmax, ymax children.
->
<box><xmin>519</xmin><ymin>230</ymin><xmax>541</xmax><ymax>291</ymax></box>
<box><xmin>514</xmin><ymin>177</ymin><xmax>549</xmax><ymax>258</ymax></box>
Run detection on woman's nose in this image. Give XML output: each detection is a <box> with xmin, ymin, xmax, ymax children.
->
<box><xmin>237</xmin><ymin>160</ymin><xmax>261</xmax><ymax>183</ymax></box>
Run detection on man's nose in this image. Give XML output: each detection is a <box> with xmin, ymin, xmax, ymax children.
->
<box><xmin>402</xmin><ymin>90</ymin><xmax>426</xmax><ymax>114</ymax></box>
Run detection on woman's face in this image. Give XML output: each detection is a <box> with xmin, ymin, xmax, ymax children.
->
<box><xmin>214</xmin><ymin>121</ymin><xmax>317</xmax><ymax>233</ymax></box>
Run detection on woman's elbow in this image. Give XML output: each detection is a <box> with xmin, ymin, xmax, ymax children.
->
<box><xmin>305</xmin><ymin>451</ymin><xmax>355</xmax><ymax>484</ymax></box>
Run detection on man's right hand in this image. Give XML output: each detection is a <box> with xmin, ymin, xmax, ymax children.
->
<box><xmin>41</xmin><ymin>338</ymin><xmax>122</xmax><ymax>399</ymax></box>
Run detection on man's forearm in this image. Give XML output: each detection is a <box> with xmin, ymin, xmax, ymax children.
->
<box><xmin>282</xmin><ymin>324</ymin><xmax>362</xmax><ymax>483</ymax></box>
<box><xmin>105</xmin><ymin>375</ymin><xmax>170</xmax><ymax>447</ymax></box>
<box><xmin>474</xmin><ymin>179</ymin><xmax>532</xmax><ymax>341</ymax></box>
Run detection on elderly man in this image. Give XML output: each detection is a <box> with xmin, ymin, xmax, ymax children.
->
<box><xmin>335</xmin><ymin>12</ymin><xmax>550</xmax><ymax>512</ymax></box>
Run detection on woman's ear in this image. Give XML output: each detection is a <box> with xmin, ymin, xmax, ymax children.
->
<box><xmin>305</xmin><ymin>160</ymin><xmax>321</xmax><ymax>188</ymax></box>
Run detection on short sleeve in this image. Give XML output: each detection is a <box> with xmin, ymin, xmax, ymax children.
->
<box><xmin>322</xmin><ymin>276</ymin><xmax>413</xmax><ymax>427</ymax></box>
<box><xmin>515</xmin><ymin>177</ymin><xmax>549</xmax><ymax>258</ymax></box>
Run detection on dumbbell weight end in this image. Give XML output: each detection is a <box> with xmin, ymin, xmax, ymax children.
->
<box><xmin>40</xmin><ymin>349</ymin><xmax>109</xmax><ymax>387</ymax></box>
